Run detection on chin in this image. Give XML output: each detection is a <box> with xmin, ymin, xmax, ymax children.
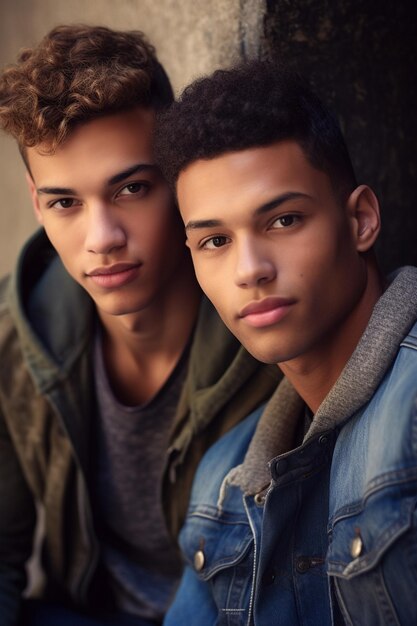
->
<box><xmin>254</xmin><ymin>352</ymin><xmax>281</xmax><ymax>365</ymax></box>
<box><xmin>96</xmin><ymin>297</ymin><xmax>149</xmax><ymax>318</ymax></box>
<box><xmin>237</xmin><ymin>341</ymin><xmax>280</xmax><ymax>365</ymax></box>
<box><xmin>239</xmin><ymin>336</ymin><xmax>296</xmax><ymax>365</ymax></box>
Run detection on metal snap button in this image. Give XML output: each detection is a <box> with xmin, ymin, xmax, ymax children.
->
<box><xmin>194</xmin><ymin>550</ymin><xmax>205</xmax><ymax>571</ymax></box>
<box><xmin>254</xmin><ymin>492</ymin><xmax>265</xmax><ymax>506</ymax></box>
<box><xmin>350</xmin><ymin>535</ymin><xmax>363</xmax><ymax>559</ymax></box>
<box><xmin>296</xmin><ymin>557</ymin><xmax>311</xmax><ymax>573</ymax></box>
<box><xmin>274</xmin><ymin>458</ymin><xmax>288</xmax><ymax>476</ymax></box>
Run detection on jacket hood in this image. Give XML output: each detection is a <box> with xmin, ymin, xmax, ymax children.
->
<box><xmin>5</xmin><ymin>228</ymin><xmax>94</xmax><ymax>393</ymax></box>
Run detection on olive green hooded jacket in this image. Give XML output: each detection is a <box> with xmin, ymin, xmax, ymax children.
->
<box><xmin>0</xmin><ymin>229</ymin><xmax>279</xmax><ymax>624</ymax></box>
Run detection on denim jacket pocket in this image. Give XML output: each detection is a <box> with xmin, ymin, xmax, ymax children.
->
<box><xmin>179</xmin><ymin>503</ymin><xmax>254</xmax><ymax>625</ymax></box>
<box><xmin>327</xmin><ymin>489</ymin><xmax>417</xmax><ymax>626</ymax></box>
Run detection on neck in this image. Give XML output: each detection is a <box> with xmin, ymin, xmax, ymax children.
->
<box><xmin>97</xmin><ymin>258</ymin><xmax>201</xmax><ymax>405</ymax></box>
<box><xmin>279</xmin><ymin>261</ymin><xmax>383</xmax><ymax>413</ymax></box>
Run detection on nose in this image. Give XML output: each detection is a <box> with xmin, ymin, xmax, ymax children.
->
<box><xmin>84</xmin><ymin>203</ymin><xmax>126</xmax><ymax>255</ymax></box>
<box><xmin>234</xmin><ymin>236</ymin><xmax>276</xmax><ymax>288</ymax></box>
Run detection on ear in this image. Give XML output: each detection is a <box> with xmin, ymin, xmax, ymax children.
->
<box><xmin>346</xmin><ymin>184</ymin><xmax>381</xmax><ymax>252</ymax></box>
<box><xmin>26</xmin><ymin>171</ymin><xmax>43</xmax><ymax>225</ymax></box>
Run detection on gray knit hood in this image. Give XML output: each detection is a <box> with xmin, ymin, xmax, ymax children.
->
<box><xmin>228</xmin><ymin>266</ymin><xmax>417</xmax><ymax>496</ymax></box>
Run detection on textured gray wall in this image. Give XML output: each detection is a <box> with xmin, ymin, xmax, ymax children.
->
<box><xmin>0</xmin><ymin>0</ymin><xmax>264</xmax><ymax>276</ymax></box>
<box><xmin>1</xmin><ymin>1</ymin><xmax>415</xmax><ymax>277</ymax></box>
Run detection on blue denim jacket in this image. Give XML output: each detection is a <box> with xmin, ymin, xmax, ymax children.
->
<box><xmin>164</xmin><ymin>319</ymin><xmax>417</xmax><ymax>625</ymax></box>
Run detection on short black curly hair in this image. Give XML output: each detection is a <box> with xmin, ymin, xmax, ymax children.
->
<box><xmin>155</xmin><ymin>60</ymin><xmax>357</xmax><ymax>202</ymax></box>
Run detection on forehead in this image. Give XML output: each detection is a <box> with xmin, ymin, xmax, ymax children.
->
<box><xmin>177</xmin><ymin>140</ymin><xmax>333</xmax><ymax>218</ymax></box>
<box><xmin>26</xmin><ymin>107</ymin><xmax>156</xmax><ymax>184</ymax></box>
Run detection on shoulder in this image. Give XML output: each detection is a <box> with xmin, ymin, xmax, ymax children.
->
<box><xmin>327</xmin><ymin>325</ymin><xmax>417</xmax><ymax>623</ymax></box>
<box><xmin>330</xmin><ymin>326</ymin><xmax>417</xmax><ymax>512</ymax></box>
<box><xmin>376</xmin><ymin>321</ymin><xmax>417</xmax><ymax>418</ymax></box>
<box><xmin>0</xmin><ymin>273</ymin><xmax>19</xmax><ymax>352</ymax></box>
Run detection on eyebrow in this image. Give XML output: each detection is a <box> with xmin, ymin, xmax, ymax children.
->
<box><xmin>36</xmin><ymin>163</ymin><xmax>158</xmax><ymax>195</ymax></box>
<box><xmin>108</xmin><ymin>163</ymin><xmax>158</xmax><ymax>185</ymax></box>
<box><xmin>185</xmin><ymin>191</ymin><xmax>312</xmax><ymax>231</ymax></box>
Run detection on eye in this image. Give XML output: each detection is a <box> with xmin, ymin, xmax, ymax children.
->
<box><xmin>117</xmin><ymin>182</ymin><xmax>149</xmax><ymax>197</ymax></box>
<box><xmin>201</xmin><ymin>235</ymin><xmax>230</xmax><ymax>250</ymax></box>
<box><xmin>271</xmin><ymin>214</ymin><xmax>300</xmax><ymax>229</ymax></box>
<box><xmin>49</xmin><ymin>198</ymin><xmax>79</xmax><ymax>210</ymax></box>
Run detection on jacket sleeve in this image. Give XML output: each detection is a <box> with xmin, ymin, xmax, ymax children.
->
<box><xmin>0</xmin><ymin>405</ymin><xmax>36</xmax><ymax>626</ymax></box>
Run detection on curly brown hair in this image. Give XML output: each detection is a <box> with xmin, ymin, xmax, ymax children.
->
<box><xmin>0</xmin><ymin>24</ymin><xmax>173</xmax><ymax>152</ymax></box>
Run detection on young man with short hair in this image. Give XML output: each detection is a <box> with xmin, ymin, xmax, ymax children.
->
<box><xmin>0</xmin><ymin>29</ymin><xmax>278</xmax><ymax>626</ymax></box>
<box><xmin>156</xmin><ymin>61</ymin><xmax>417</xmax><ymax>625</ymax></box>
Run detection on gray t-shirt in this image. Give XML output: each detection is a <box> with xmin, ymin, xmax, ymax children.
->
<box><xmin>92</xmin><ymin>328</ymin><xmax>189</xmax><ymax>621</ymax></box>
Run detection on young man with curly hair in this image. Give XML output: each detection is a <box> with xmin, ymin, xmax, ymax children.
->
<box><xmin>156</xmin><ymin>61</ymin><xmax>417</xmax><ymax>625</ymax></box>
<box><xmin>0</xmin><ymin>28</ymin><xmax>278</xmax><ymax>626</ymax></box>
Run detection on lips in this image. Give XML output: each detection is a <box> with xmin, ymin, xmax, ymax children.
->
<box><xmin>238</xmin><ymin>296</ymin><xmax>295</xmax><ymax>328</ymax></box>
<box><xmin>87</xmin><ymin>262</ymin><xmax>140</xmax><ymax>276</ymax></box>
<box><xmin>86</xmin><ymin>262</ymin><xmax>142</xmax><ymax>288</ymax></box>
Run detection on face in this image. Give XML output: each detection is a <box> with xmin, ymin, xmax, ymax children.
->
<box><xmin>27</xmin><ymin>108</ymin><xmax>188</xmax><ymax>318</ymax></box>
<box><xmin>178</xmin><ymin>141</ymin><xmax>376</xmax><ymax>366</ymax></box>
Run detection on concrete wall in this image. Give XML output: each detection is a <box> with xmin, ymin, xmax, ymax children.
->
<box><xmin>0</xmin><ymin>0</ymin><xmax>263</xmax><ymax>276</ymax></box>
<box><xmin>1</xmin><ymin>0</ymin><xmax>415</xmax><ymax>276</ymax></box>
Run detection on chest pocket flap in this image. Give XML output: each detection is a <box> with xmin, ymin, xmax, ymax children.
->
<box><xmin>179</xmin><ymin>504</ymin><xmax>253</xmax><ymax>581</ymax></box>
<box><xmin>327</xmin><ymin>489</ymin><xmax>417</xmax><ymax>579</ymax></box>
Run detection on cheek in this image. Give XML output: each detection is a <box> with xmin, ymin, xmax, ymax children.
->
<box><xmin>301</xmin><ymin>245</ymin><xmax>364</xmax><ymax>318</ymax></box>
<box><xmin>194</xmin><ymin>262</ymin><xmax>224</xmax><ymax>305</ymax></box>
<box><xmin>42</xmin><ymin>211</ymin><xmax>85</xmax><ymax>246</ymax></box>
<box><xmin>43</xmin><ymin>224</ymin><xmax>73</xmax><ymax>257</ymax></box>
<box><xmin>128</xmin><ymin>216</ymin><xmax>164</xmax><ymax>249</ymax></box>
<box><xmin>297</xmin><ymin>226</ymin><xmax>350</xmax><ymax>283</ymax></box>
<box><xmin>141</xmin><ymin>206</ymin><xmax>183</xmax><ymax>243</ymax></box>
<box><xmin>194</xmin><ymin>265</ymin><xmax>212</xmax><ymax>296</ymax></box>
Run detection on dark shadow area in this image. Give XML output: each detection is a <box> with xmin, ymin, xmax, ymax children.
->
<box><xmin>262</xmin><ymin>0</ymin><xmax>417</xmax><ymax>273</ymax></box>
